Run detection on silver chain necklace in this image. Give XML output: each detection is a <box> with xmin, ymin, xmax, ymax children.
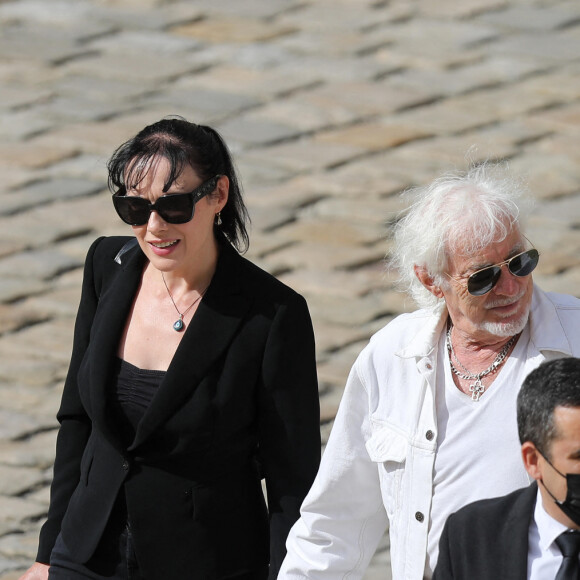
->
<box><xmin>161</xmin><ymin>273</ymin><xmax>208</xmax><ymax>332</ymax></box>
<box><xmin>446</xmin><ymin>325</ymin><xmax>517</xmax><ymax>402</ymax></box>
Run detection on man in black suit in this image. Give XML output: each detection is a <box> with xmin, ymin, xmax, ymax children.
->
<box><xmin>433</xmin><ymin>357</ymin><xmax>580</xmax><ymax>579</ymax></box>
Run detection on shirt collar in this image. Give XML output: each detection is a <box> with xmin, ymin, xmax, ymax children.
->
<box><xmin>529</xmin><ymin>285</ymin><xmax>573</xmax><ymax>355</ymax></box>
<box><xmin>395</xmin><ymin>301</ymin><xmax>448</xmax><ymax>359</ymax></box>
<box><xmin>534</xmin><ymin>486</ymin><xmax>570</xmax><ymax>553</ymax></box>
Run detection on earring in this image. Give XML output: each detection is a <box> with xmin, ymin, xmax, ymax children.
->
<box><xmin>215</xmin><ymin>212</ymin><xmax>222</xmax><ymax>226</ymax></box>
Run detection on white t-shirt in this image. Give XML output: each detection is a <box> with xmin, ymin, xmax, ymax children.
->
<box><xmin>426</xmin><ymin>325</ymin><xmax>533</xmax><ymax>577</ymax></box>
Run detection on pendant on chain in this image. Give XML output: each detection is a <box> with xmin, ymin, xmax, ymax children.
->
<box><xmin>162</xmin><ymin>272</ymin><xmax>208</xmax><ymax>333</ymax></box>
<box><xmin>469</xmin><ymin>379</ymin><xmax>485</xmax><ymax>401</ymax></box>
<box><xmin>447</xmin><ymin>324</ymin><xmax>518</xmax><ymax>403</ymax></box>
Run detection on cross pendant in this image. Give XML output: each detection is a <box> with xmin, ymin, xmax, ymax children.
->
<box><xmin>469</xmin><ymin>379</ymin><xmax>485</xmax><ymax>401</ymax></box>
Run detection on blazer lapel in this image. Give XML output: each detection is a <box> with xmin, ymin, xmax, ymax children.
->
<box><xmin>88</xmin><ymin>239</ymin><xmax>146</xmax><ymax>451</ymax></box>
<box><xmin>500</xmin><ymin>482</ymin><xmax>538</xmax><ymax>579</ymax></box>
<box><xmin>129</xmin><ymin>243</ymin><xmax>252</xmax><ymax>450</ymax></box>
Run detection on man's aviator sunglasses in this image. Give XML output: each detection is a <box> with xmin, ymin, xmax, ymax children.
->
<box><xmin>112</xmin><ymin>175</ymin><xmax>221</xmax><ymax>226</ymax></box>
<box><xmin>447</xmin><ymin>247</ymin><xmax>540</xmax><ymax>296</ymax></box>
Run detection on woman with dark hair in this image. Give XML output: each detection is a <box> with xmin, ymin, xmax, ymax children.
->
<box><xmin>19</xmin><ymin>118</ymin><xmax>320</xmax><ymax>580</ymax></box>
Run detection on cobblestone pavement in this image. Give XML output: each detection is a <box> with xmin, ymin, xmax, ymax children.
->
<box><xmin>0</xmin><ymin>0</ymin><xmax>579</xmax><ymax>577</ymax></box>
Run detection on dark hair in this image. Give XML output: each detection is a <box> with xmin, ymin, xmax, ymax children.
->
<box><xmin>107</xmin><ymin>116</ymin><xmax>250</xmax><ymax>253</ymax></box>
<box><xmin>517</xmin><ymin>358</ymin><xmax>580</xmax><ymax>459</ymax></box>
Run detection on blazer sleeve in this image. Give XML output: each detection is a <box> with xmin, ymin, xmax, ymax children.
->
<box><xmin>36</xmin><ymin>237</ymin><xmax>105</xmax><ymax>563</ymax></box>
<box><xmin>257</xmin><ymin>292</ymin><xmax>321</xmax><ymax>579</ymax></box>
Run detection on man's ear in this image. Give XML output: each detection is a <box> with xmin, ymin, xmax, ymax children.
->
<box><xmin>414</xmin><ymin>265</ymin><xmax>444</xmax><ymax>299</ymax></box>
<box><xmin>522</xmin><ymin>441</ymin><xmax>542</xmax><ymax>481</ymax></box>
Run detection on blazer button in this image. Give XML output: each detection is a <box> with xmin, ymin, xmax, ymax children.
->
<box><xmin>415</xmin><ymin>511</ymin><xmax>425</xmax><ymax>523</ymax></box>
<box><xmin>122</xmin><ymin>459</ymin><xmax>130</xmax><ymax>471</ymax></box>
<box><xmin>425</xmin><ymin>430</ymin><xmax>435</xmax><ymax>441</ymax></box>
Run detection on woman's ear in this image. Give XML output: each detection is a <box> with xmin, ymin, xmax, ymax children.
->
<box><xmin>215</xmin><ymin>175</ymin><xmax>229</xmax><ymax>212</ymax></box>
<box><xmin>414</xmin><ymin>265</ymin><xmax>444</xmax><ymax>299</ymax></box>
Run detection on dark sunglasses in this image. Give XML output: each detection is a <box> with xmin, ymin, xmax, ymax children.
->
<box><xmin>112</xmin><ymin>175</ymin><xmax>220</xmax><ymax>226</ymax></box>
<box><xmin>448</xmin><ymin>248</ymin><xmax>539</xmax><ymax>296</ymax></box>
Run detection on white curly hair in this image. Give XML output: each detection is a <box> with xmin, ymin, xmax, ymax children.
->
<box><xmin>390</xmin><ymin>162</ymin><xmax>533</xmax><ymax>309</ymax></box>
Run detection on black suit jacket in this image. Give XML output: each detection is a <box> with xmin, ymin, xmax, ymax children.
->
<box><xmin>433</xmin><ymin>483</ymin><xmax>537</xmax><ymax>580</ymax></box>
<box><xmin>37</xmin><ymin>236</ymin><xmax>321</xmax><ymax>579</ymax></box>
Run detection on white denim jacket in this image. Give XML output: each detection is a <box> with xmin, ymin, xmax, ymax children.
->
<box><xmin>279</xmin><ymin>286</ymin><xmax>580</xmax><ymax>580</ymax></box>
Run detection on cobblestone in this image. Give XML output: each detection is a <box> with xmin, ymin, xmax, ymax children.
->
<box><xmin>0</xmin><ymin>0</ymin><xmax>579</xmax><ymax>578</ymax></box>
<box><xmin>0</xmin><ymin>432</ymin><xmax>58</xmax><ymax>470</ymax></box>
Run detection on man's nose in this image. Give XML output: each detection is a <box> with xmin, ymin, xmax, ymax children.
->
<box><xmin>493</xmin><ymin>264</ymin><xmax>522</xmax><ymax>295</ymax></box>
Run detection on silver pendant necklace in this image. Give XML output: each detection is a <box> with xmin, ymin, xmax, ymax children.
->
<box><xmin>161</xmin><ymin>272</ymin><xmax>208</xmax><ymax>332</ymax></box>
<box><xmin>446</xmin><ymin>324</ymin><xmax>517</xmax><ymax>401</ymax></box>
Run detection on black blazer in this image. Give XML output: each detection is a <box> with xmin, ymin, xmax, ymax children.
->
<box><xmin>37</xmin><ymin>236</ymin><xmax>321</xmax><ymax>579</ymax></box>
<box><xmin>433</xmin><ymin>483</ymin><xmax>537</xmax><ymax>580</ymax></box>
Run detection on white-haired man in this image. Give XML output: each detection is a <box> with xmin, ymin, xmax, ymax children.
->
<box><xmin>279</xmin><ymin>163</ymin><xmax>580</xmax><ymax>580</ymax></box>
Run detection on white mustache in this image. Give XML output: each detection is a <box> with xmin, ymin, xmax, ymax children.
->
<box><xmin>485</xmin><ymin>290</ymin><xmax>527</xmax><ymax>310</ymax></box>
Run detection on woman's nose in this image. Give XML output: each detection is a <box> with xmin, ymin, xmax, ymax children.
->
<box><xmin>146</xmin><ymin>210</ymin><xmax>168</xmax><ymax>232</ymax></box>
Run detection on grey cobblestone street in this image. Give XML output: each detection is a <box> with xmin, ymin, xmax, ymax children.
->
<box><xmin>0</xmin><ymin>0</ymin><xmax>579</xmax><ymax>577</ymax></box>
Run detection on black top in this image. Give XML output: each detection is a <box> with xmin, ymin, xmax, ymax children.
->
<box><xmin>110</xmin><ymin>358</ymin><xmax>165</xmax><ymax>447</ymax></box>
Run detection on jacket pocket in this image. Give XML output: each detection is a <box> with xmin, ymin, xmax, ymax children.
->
<box><xmin>365</xmin><ymin>421</ymin><xmax>407</xmax><ymax>521</ymax></box>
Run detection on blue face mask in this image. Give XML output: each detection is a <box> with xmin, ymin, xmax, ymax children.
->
<box><xmin>540</xmin><ymin>452</ymin><xmax>580</xmax><ymax>527</ymax></box>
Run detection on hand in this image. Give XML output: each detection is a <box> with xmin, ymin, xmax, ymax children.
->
<box><xmin>18</xmin><ymin>562</ymin><xmax>49</xmax><ymax>580</ymax></box>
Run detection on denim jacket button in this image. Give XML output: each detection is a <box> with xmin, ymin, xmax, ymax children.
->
<box><xmin>415</xmin><ymin>511</ymin><xmax>425</xmax><ymax>523</ymax></box>
<box><xmin>426</xmin><ymin>430</ymin><xmax>435</xmax><ymax>441</ymax></box>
